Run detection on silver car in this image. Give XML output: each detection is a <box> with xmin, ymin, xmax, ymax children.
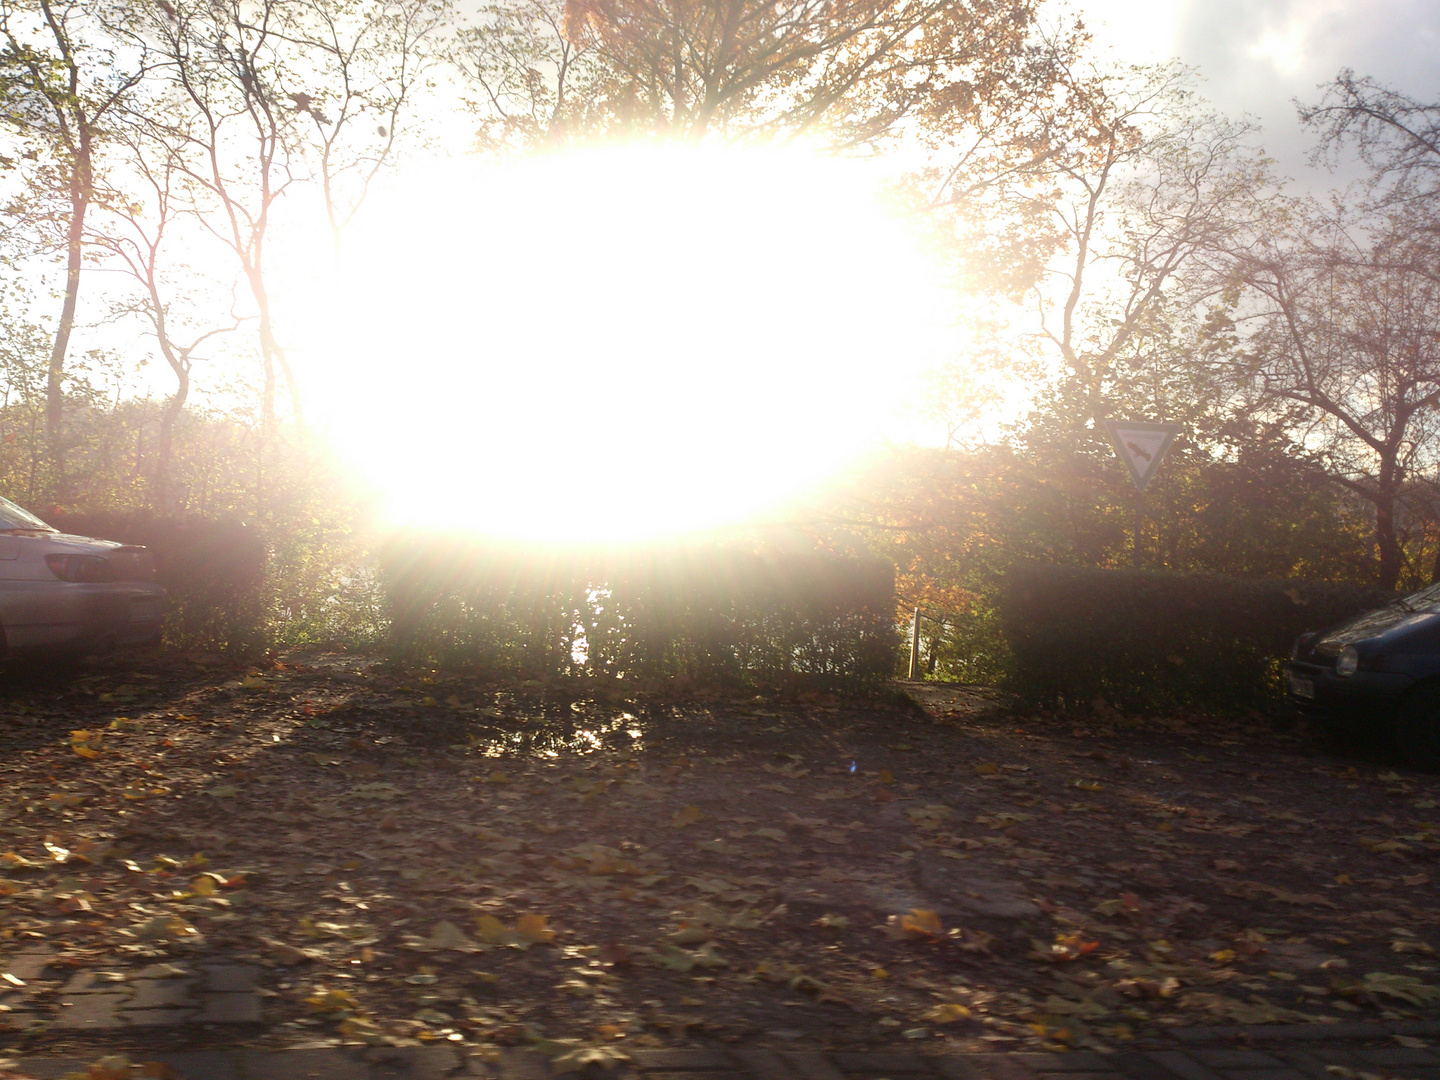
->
<box><xmin>0</xmin><ymin>497</ymin><xmax>166</xmax><ymax>654</ymax></box>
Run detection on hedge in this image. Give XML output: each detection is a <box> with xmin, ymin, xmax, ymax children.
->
<box><xmin>378</xmin><ymin>535</ymin><xmax>899</xmax><ymax>692</ymax></box>
<box><xmin>43</xmin><ymin>511</ymin><xmax>269</xmax><ymax>651</ymax></box>
<box><xmin>1000</xmin><ymin>564</ymin><xmax>1395</xmax><ymax>711</ymax></box>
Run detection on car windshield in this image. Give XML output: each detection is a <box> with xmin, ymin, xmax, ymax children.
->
<box><xmin>0</xmin><ymin>496</ymin><xmax>54</xmax><ymax>532</ymax></box>
<box><xmin>1398</xmin><ymin>581</ymin><xmax>1440</xmax><ymax>613</ymax></box>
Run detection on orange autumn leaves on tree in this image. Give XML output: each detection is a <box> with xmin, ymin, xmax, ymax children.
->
<box><xmin>556</xmin><ymin>0</ymin><xmax>1066</xmax><ymax>144</ymax></box>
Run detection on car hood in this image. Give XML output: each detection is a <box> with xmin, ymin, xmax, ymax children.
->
<box><xmin>1314</xmin><ymin>605</ymin><xmax>1439</xmax><ymax>656</ymax></box>
<box><xmin>44</xmin><ymin>532</ymin><xmax>128</xmax><ymax>553</ymax></box>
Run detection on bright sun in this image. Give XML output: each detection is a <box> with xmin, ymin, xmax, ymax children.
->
<box><xmin>310</xmin><ymin>143</ymin><xmax>951</xmax><ymax>542</ymax></box>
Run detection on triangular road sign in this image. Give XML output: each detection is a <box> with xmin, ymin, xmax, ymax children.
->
<box><xmin>1105</xmin><ymin>420</ymin><xmax>1181</xmax><ymax>494</ymax></box>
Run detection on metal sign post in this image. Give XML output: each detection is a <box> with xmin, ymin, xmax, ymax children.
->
<box><xmin>1104</xmin><ymin>420</ymin><xmax>1181</xmax><ymax>569</ymax></box>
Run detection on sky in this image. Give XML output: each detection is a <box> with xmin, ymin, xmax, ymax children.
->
<box><xmin>1076</xmin><ymin>0</ymin><xmax>1440</xmax><ymax>186</ymax></box>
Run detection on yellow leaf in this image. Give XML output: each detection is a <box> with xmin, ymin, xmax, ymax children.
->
<box><xmin>870</xmin><ymin>966</ymin><xmax>889</xmax><ymax>979</ymax></box>
<box><xmin>516</xmin><ymin>913</ymin><xmax>556</xmax><ymax>944</ymax></box>
<box><xmin>86</xmin><ymin>1055</ymin><xmax>135</xmax><ymax>1080</ymax></box>
<box><xmin>305</xmin><ymin>988</ymin><xmax>360</xmax><ymax>1014</ymax></box>
<box><xmin>1075</xmin><ymin>780</ymin><xmax>1103</xmax><ymax>792</ymax></box>
<box><xmin>72</xmin><ymin>743</ymin><xmax>100</xmax><ymax>760</ymax></box>
<box><xmin>1210</xmin><ymin>949</ymin><xmax>1237</xmax><ymax>965</ymax></box>
<box><xmin>973</xmin><ymin>762</ymin><xmax>1000</xmax><ymax>776</ymax></box>
<box><xmin>428</xmin><ymin>920</ymin><xmax>478</xmax><ymax>951</ymax></box>
<box><xmin>488</xmin><ymin>772</ymin><xmax>510</xmax><ymax>784</ymax></box>
<box><xmin>898</xmin><ymin>909</ymin><xmax>943</xmax><ymax>938</ymax></box>
<box><xmin>474</xmin><ymin>914</ymin><xmax>512</xmax><ymax>945</ymax></box>
<box><xmin>191</xmin><ymin>875</ymin><xmax>218</xmax><ymax>898</ymax></box>
<box><xmin>923</xmin><ymin>1003</ymin><xmax>971</xmax><ymax>1023</ymax></box>
<box><xmin>671</xmin><ymin>805</ymin><xmax>703</xmax><ymax>827</ymax></box>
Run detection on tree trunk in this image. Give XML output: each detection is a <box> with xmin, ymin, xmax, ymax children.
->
<box><xmin>248</xmin><ymin>268</ymin><xmax>303</xmax><ymax>435</ymax></box>
<box><xmin>46</xmin><ymin>159</ymin><xmax>89</xmax><ymax>487</ymax></box>
<box><xmin>1376</xmin><ymin>493</ymin><xmax>1402</xmax><ymax>591</ymax></box>
<box><xmin>154</xmin><ymin>364</ymin><xmax>189</xmax><ymax>512</ymax></box>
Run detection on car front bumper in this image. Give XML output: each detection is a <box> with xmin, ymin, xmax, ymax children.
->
<box><xmin>0</xmin><ymin>580</ymin><xmax>166</xmax><ymax>653</ymax></box>
<box><xmin>1286</xmin><ymin>659</ymin><xmax>1412</xmax><ymax>730</ymax></box>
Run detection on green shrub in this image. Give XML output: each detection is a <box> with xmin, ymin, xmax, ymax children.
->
<box><xmin>379</xmin><ymin>536</ymin><xmax>899</xmax><ymax>692</ymax></box>
<box><xmin>1000</xmin><ymin>564</ymin><xmax>1393</xmax><ymax>711</ymax></box>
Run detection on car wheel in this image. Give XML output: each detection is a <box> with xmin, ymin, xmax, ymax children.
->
<box><xmin>1395</xmin><ymin>683</ymin><xmax>1440</xmax><ymax>772</ymax></box>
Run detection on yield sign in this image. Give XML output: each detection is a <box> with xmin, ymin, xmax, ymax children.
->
<box><xmin>1105</xmin><ymin>420</ymin><xmax>1181</xmax><ymax>494</ymax></box>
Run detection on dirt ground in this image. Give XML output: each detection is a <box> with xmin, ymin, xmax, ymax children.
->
<box><xmin>2</xmin><ymin>651</ymin><xmax>1439</xmax><ymax>1059</ymax></box>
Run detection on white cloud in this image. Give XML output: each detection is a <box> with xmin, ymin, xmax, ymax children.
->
<box><xmin>1076</xmin><ymin>0</ymin><xmax>1440</xmax><ymax>185</ymax></box>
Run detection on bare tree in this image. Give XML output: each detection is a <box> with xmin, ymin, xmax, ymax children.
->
<box><xmin>0</xmin><ymin>0</ymin><xmax>145</xmax><ymax>480</ymax></box>
<box><xmin>1018</xmin><ymin>63</ymin><xmax>1274</xmax><ymax>433</ymax></box>
<box><xmin>90</xmin><ymin>119</ymin><xmax>245</xmax><ymax>510</ymax></box>
<box><xmin>1233</xmin><ymin>201</ymin><xmax>1440</xmax><ymax>590</ymax></box>
<box><xmin>112</xmin><ymin>0</ymin><xmax>305</xmax><ymax>437</ymax></box>
<box><xmin>276</xmin><ymin>0</ymin><xmax>453</xmax><ymax>263</ymax></box>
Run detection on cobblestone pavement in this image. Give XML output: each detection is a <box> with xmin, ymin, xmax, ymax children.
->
<box><xmin>0</xmin><ymin>949</ymin><xmax>261</xmax><ymax>1033</ymax></box>
<box><xmin>8</xmin><ymin>1023</ymin><xmax>1440</xmax><ymax>1080</ymax></box>
<box><xmin>7</xmin><ymin>944</ymin><xmax>1440</xmax><ymax>1080</ymax></box>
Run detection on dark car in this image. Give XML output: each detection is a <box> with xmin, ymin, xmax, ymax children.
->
<box><xmin>1289</xmin><ymin>582</ymin><xmax>1440</xmax><ymax>769</ymax></box>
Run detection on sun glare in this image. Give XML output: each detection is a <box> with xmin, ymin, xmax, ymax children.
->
<box><xmin>309</xmin><ymin>143</ymin><xmax>951</xmax><ymax>542</ymax></box>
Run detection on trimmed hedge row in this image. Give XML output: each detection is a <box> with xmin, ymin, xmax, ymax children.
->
<box><xmin>379</xmin><ymin>535</ymin><xmax>899</xmax><ymax>691</ymax></box>
<box><xmin>1000</xmin><ymin>564</ymin><xmax>1394</xmax><ymax>710</ymax></box>
<box><xmin>43</xmin><ymin>511</ymin><xmax>268</xmax><ymax>650</ymax></box>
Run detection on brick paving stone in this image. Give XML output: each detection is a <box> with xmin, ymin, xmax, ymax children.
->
<box><xmin>630</xmin><ymin>1050</ymin><xmax>738</xmax><ymax>1071</ymax></box>
<box><xmin>781</xmin><ymin>1052</ymin><xmax>849</xmax><ymax>1080</ymax></box>
<box><xmin>1357</xmin><ymin>1047</ymin><xmax>1440</xmax><ymax>1066</ymax></box>
<box><xmin>0</xmin><ymin>1007</ymin><xmax>43</xmax><ymax>1031</ymax></box>
<box><xmin>1190</xmin><ymin>1053</ymin><xmax>1285</xmax><ymax>1070</ymax></box>
<box><xmin>830</xmin><ymin>1052</ymin><xmax>937</xmax><ymax>1073</ymax></box>
<box><xmin>960</xmin><ymin>1054</ymin><xmax>1039</xmax><ymax>1080</ymax></box>
<box><xmin>126</xmin><ymin>977</ymin><xmax>197</xmax><ymax>1009</ymax></box>
<box><xmin>1013</xmin><ymin>1055</ymin><xmax>1113</xmax><ymax>1074</ymax></box>
<box><xmin>59</xmin><ymin>971</ymin><xmax>118</xmax><ymax>995</ymax></box>
<box><xmin>1274</xmin><ymin>1050</ymin><xmax>1351</xmax><ymax>1076</ymax></box>
<box><xmin>240</xmin><ymin>1047</ymin><xmax>373</xmax><ymax>1080</ymax></box>
<box><xmin>149</xmin><ymin>1051</ymin><xmax>243</xmax><ymax>1080</ymax></box>
<box><xmin>1168</xmin><ymin>1027</ymin><xmax>1359</xmax><ymax>1044</ymax></box>
<box><xmin>495</xmin><ymin>1048</ymin><xmax>557</xmax><ymax>1080</ymax></box>
<box><xmin>1105</xmin><ymin>1052</ymin><xmax>1188</xmax><ymax>1080</ymax></box>
<box><xmin>0</xmin><ymin>950</ymin><xmax>55</xmax><ymax>982</ymax></box>
<box><xmin>10</xmin><ymin>1060</ymin><xmax>91</xmax><ymax>1080</ymax></box>
<box><xmin>365</xmin><ymin>1045</ymin><xmax>462</xmax><ymax>1080</ymax></box>
<box><xmin>196</xmin><ymin>991</ymin><xmax>262</xmax><ymax>1024</ymax></box>
<box><xmin>1392</xmin><ymin>1021</ymin><xmax>1440</xmax><ymax>1038</ymax></box>
<box><xmin>1142</xmin><ymin>1051</ymin><xmax>1222</xmax><ymax>1080</ymax></box>
<box><xmin>732</xmin><ymin>1048</ymin><xmax>798</xmax><ymax>1080</ymax></box>
<box><xmin>199</xmin><ymin>962</ymin><xmax>261</xmax><ymax>994</ymax></box>
<box><xmin>925</xmin><ymin>1056</ymin><xmax>984</xmax><ymax>1080</ymax></box>
<box><xmin>51</xmin><ymin>990</ymin><xmax>129</xmax><ymax>1030</ymax></box>
<box><xmin>119</xmin><ymin>1006</ymin><xmax>198</xmax><ymax>1027</ymax></box>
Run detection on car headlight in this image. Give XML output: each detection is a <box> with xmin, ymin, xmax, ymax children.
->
<box><xmin>1336</xmin><ymin>645</ymin><xmax>1359</xmax><ymax>677</ymax></box>
<box><xmin>45</xmin><ymin>554</ymin><xmax>114</xmax><ymax>583</ymax></box>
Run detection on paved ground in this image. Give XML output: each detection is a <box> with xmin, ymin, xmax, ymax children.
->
<box><xmin>9</xmin><ymin>1023</ymin><xmax>1440</xmax><ymax>1080</ymax></box>
<box><xmin>6</xmin><ymin>917</ymin><xmax>1440</xmax><ymax>1080</ymax></box>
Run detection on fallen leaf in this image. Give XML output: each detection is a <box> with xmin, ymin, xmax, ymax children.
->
<box><xmin>671</xmin><ymin>805</ymin><xmax>703</xmax><ymax>827</ymax></box>
<box><xmin>516</xmin><ymin>913</ymin><xmax>556</xmax><ymax>944</ymax></box>
<box><xmin>923</xmin><ymin>1002</ymin><xmax>971</xmax><ymax>1023</ymax></box>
